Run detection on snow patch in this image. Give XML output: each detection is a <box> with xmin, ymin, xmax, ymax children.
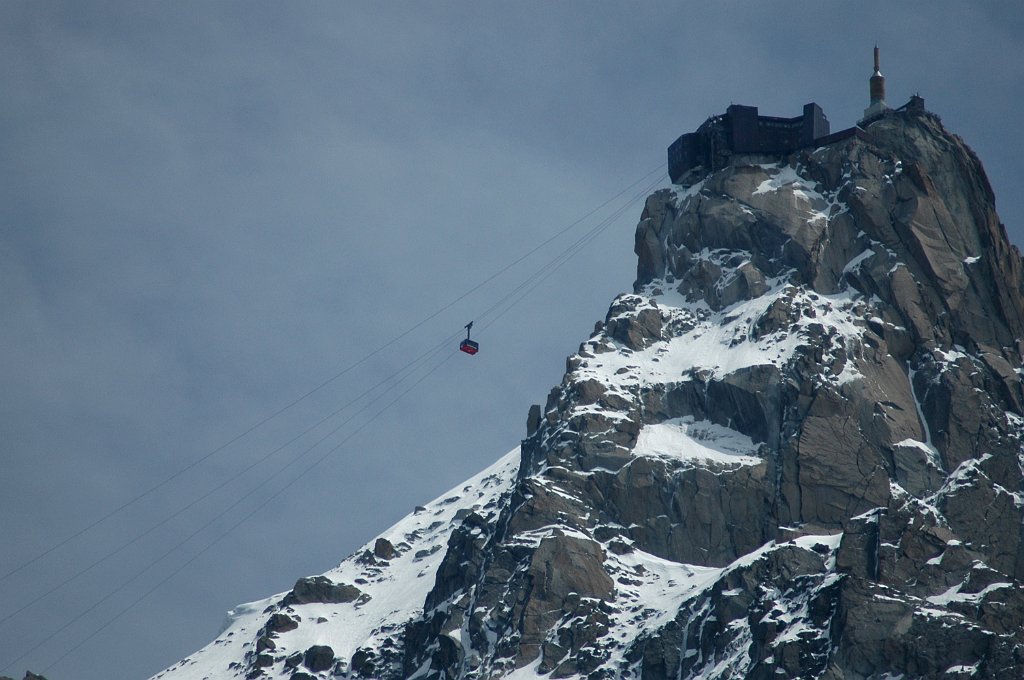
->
<box><xmin>574</xmin><ymin>284</ymin><xmax>868</xmax><ymax>394</ymax></box>
<box><xmin>844</xmin><ymin>248</ymin><xmax>876</xmax><ymax>274</ymax></box>
<box><xmin>752</xmin><ymin>165</ymin><xmax>817</xmax><ymax>197</ymax></box>
<box><xmin>927</xmin><ymin>581</ymin><xmax>1013</xmax><ymax>606</ymax></box>
<box><xmin>673</xmin><ymin>178</ymin><xmax>707</xmax><ymax>208</ymax></box>
<box><xmin>632</xmin><ymin>417</ymin><xmax>761</xmax><ymax>467</ymax></box>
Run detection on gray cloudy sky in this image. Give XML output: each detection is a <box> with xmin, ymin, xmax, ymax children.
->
<box><xmin>2</xmin><ymin>3</ymin><xmax>1022</xmax><ymax>678</ymax></box>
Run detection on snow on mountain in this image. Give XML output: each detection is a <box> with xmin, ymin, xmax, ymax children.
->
<box><xmin>152</xmin><ymin>449</ymin><xmax>519</xmax><ymax>679</ymax></box>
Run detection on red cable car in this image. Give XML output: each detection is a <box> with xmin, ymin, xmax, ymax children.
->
<box><xmin>460</xmin><ymin>322</ymin><xmax>479</xmax><ymax>355</ymax></box>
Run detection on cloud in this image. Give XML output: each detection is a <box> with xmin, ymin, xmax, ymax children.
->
<box><xmin>0</xmin><ymin>3</ymin><xmax>1020</xmax><ymax>678</ymax></box>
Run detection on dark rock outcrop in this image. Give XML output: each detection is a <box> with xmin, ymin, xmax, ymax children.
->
<box><xmin>303</xmin><ymin>645</ymin><xmax>335</xmax><ymax>672</ymax></box>
<box><xmin>282</xmin><ymin>575</ymin><xmax>362</xmax><ymax>606</ymax></box>
<box><xmin>264</xmin><ymin>612</ymin><xmax>298</xmax><ymax>634</ymax></box>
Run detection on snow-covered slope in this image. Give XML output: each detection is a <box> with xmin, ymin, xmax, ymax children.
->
<box><xmin>152</xmin><ymin>449</ymin><xmax>519</xmax><ymax>679</ymax></box>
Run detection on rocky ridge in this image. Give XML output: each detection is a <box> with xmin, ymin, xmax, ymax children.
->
<box><xmin>0</xmin><ymin>672</ymin><xmax>50</xmax><ymax>680</ymax></box>
<box><xmin>152</xmin><ymin>106</ymin><xmax>1024</xmax><ymax>679</ymax></box>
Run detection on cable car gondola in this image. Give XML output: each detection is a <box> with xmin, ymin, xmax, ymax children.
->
<box><xmin>460</xmin><ymin>322</ymin><xmax>479</xmax><ymax>355</ymax></box>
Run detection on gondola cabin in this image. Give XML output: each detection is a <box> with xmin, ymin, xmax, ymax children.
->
<box><xmin>460</xmin><ymin>321</ymin><xmax>479</xmax><ymax>355</ymax></box>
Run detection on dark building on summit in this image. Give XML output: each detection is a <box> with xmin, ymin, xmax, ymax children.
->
<box><xmin>667</xmin><ymin>48</ymin><xmax>922</xmax><ymax>185</ymax></box>
<box><xmin>667</xmin><ymin>102</ymin><xmax>831</xmax><ymax>184</ymax></box>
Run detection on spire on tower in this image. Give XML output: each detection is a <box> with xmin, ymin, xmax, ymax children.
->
<box><xmin>862</xmin><ymin>45</ymin><xmax>889</xmax><ymax>122</ymax></box>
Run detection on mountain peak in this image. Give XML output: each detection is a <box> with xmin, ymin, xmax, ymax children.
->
<box><xmin>153</xmin><ymin>104</ymin><xmax>1024</xmax><ymax>679</ymax></box>
<box><xmin>643</xmin><ymin>106</ymin><xmax>1024</xmax><ymax>351</ymax></box>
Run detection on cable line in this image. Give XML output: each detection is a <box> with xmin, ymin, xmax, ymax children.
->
<box><xmin>6</xmin><ymin>338</ymin><xmax>459</xmax><ymax>675</ymax></box>
<box><xmin>4</xmin><ymin>163</ymin><xmax>668</xmax><ymax>674</ymax></box>
<box><xmin>0</xmin><ymin>161</ymin><xmax>665</xmax><ymax>586</ymax></box>
<box><xmin>38</xmin><ymin>349</ymin><xmax>460</xmax><ymax>677</ymax></box>
<box><xmin>0</xmin><ymin>330</ymin><xmax>461</xmax><ymax>627</ymax></box>
<box><xmin>475</xmin><ymin>173</ymin><xmax>668</xmax><ymax>332</ymax></box>
<box><xmin>19</xmin><ymin>168</ymin><xmax>662</xmax><ymax>634</ymax></box>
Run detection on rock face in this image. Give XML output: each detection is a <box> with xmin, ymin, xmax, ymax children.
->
<box><xmin>152</xmin><ymin>107</ymin><xmax>1024</xmax><ymax>679</ymax></box>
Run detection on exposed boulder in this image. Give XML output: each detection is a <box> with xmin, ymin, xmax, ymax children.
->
<box><xmin>264</xmin><ymin>612</ymin><xmax>298</xmax><ymax>634</ymax></box>
<box><xmin>373</xmin><ymin>537</ymin><xmax>397</xmax><ymax>560</ymax></box>
<box><xmin>282</xmin><ymin>575</ymin><xmax>362</xmax><ymax>606</ymax></box>
<box><xmin>303</xmin><ymin>645</ymin><xmax>335</xmax><ymax>672</ymax></box>
<box><xmin>604</xmin><ymin>295</ymin><xmax>663</xmax><ymax>350</ymax></box>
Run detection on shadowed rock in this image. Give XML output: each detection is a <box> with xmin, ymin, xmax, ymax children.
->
<box><xmin>282</xmin><ymin>576</ymin><xmax>362</xmax><ymax>606</ymax></box>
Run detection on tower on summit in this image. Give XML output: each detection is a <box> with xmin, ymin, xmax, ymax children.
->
<box><xmin>862</xmin><ymin>45</ymin><xmax>888</xmax><ymax>121</ymax></box>
<box><xmin>665</xmin><ymin>47</ymin><xmax>926</xmax><ymax>185</ymax></box>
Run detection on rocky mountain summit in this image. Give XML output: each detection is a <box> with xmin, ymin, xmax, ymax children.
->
<box><xmin>153</xmin><ymin>105</ymin><xmax>1024</xmax><ymax>679</ymax></box>
<box><xmin>0</xmin><ymin>671</ymin><xmax>50</xmax><ymax>680</ymax></box>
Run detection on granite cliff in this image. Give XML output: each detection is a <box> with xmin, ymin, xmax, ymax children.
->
<box><xmin>153</xmin><ymin>105</ymin><xmax>1024</xmax><ymax>679</ymax></box>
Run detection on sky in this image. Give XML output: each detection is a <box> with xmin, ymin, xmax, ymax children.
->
<box><xmin>1</xmin><ymin>3</ymin><xmax>1022</xmax><ymax>679</ymax></box>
